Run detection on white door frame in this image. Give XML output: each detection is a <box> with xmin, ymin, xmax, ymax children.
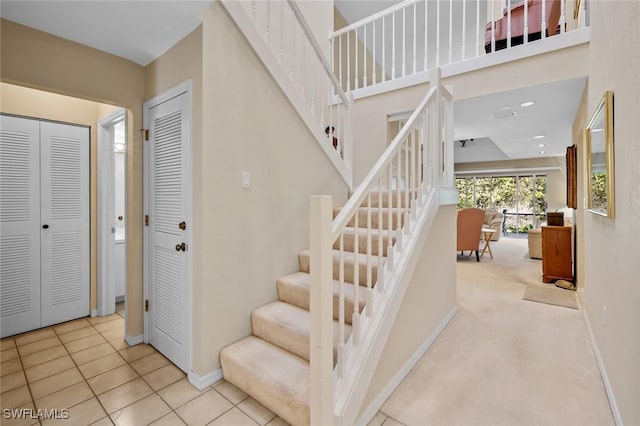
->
<box><xmin>142</xmin><ymin>80</ymin><xmax>193</xmax><ymax>373</ymax></box>
<box><xmin>97</xmin><ymin>109</ymin><xmax>127</xmax><ymax>317</ymax></box>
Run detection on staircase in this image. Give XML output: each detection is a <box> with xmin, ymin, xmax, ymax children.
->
<box><xmin>218</xmin><ymin>1</ymin><xmax>455</xmax><ymax>424</ymax></box>
<box><xmin>221</xmin><ymin>197</ymin><xmax>395</xmax><ymax>426</ymax></box>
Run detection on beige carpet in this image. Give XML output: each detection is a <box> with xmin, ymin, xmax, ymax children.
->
<box><xmin>523</xmin><ymin>283</ymin><xmax>579</xmax><ymax>309</ymax></box>
<box><xmin>375</xmin><ymin>236</ymin><xmax>615</xmax><ymax>426</ymax></box>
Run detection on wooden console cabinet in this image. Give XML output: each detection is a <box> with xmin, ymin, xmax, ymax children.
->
<box><xmin>542</xmin><ymin>226</ymin><xmax>573</xmax><ymax>283</ymax></box>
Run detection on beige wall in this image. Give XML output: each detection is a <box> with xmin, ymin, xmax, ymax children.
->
<box><xmin>0</xmin><ymin>82</ymin><xmax>120</xmax><ymax>312</ymax></box>
<box><xmin>581</xmin><ymin>2</ymin><xmax>640</xmax><ymax>425</ymax></box>
<box><xmin>360</xmin><ymin>204</ymin><xmax>458</xmax><ymax>415</ymax></box>
<box><xmin>191</xmin><ymin>3</ymin><xmax>348</xmax><ymax>375</ymax></box>
<box><xmin>1</xmin><ymin>18</ymin><xmax>147</xmax><ymax>338</ymax></box>
<box><xmin>454</xmin><ymin>157</ymin><xmax>568</xmax><ymax>212</ymax></box>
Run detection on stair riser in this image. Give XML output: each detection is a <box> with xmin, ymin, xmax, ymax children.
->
<box><xmin>366</xmin><ymin>192</ymin><xmax>416</xmax><ymax>208</ymax></box>
<box><xmin>299</xmin><ymin>253</ymin><xmax>380</xmax><ymax>287</ymax></box>
<box><xmin>335</xmin><ymin>232</ymin><xmax>391</xmax><ymax>256</ymax></box>
<box><xmin>276</xmin><ymin>278</ymin><xmax>365</xmax><ymax>325</ymax></box>
<box><xmin>251</xmin><ymin>308</ymin><xmax>350</xmax><ymax>364</ymax></box>
<box><xmin>341</xmin><ymin>209</ymin><xmax>406</xmax><ymax>230</ymax></box>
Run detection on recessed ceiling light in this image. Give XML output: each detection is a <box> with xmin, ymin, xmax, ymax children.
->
<box><xmin>538</xmin><ymin>150</ymin><xmax>546</xmax><ymax>154</ymax></box>
<box><xmin>520</xmin><ymin>101</ymin><xmax>535</xmax><ymax>107</ymax></box>
<box><xmin>533</xmin><ymin>135</ymin><xmax>545</xmax><ymax>139</ymax></box>
<box><xmin>538</xmin><ymin>143</ymin><xmax>545</xmax><ymax>147</ymax></box>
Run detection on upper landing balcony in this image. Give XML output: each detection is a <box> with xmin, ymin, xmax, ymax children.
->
<box><xmin>332</xmin><ymin>0</ymin><xmax>590</xmax><ymax>99</ymax></box>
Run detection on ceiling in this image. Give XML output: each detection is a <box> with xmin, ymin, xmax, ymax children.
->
<box><xmin>0</xmin><ymin>1</ymin><xmax>212</xmax><ymax>66</ymax></box>
<box><xmin>3</xmin><ymin>0</ymin><xmax>586</xmax><ymax>164</ymax></box>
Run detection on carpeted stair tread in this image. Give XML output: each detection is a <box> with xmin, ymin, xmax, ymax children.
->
<box><xmin>252</xmin><ymin>301</ymin><xmax>351</xmax><ymax>362</ymax></box>
<box><xmin>276</xmin><ymin>272</ymin><xmax>366</xmax><ymax>324</ymax></box>
<box><xmin>336</xmin><ymin>227</ymin><xmax>396</xmax><ymax>256</ymax></box>
<box><xmin>220</xmin><ymin>336</ymin><xmax>309</xmax><ymax>426</ymax></box>
<box><xmin>298</xmin><ymin>249</ymin><xmax>385</xmax><ymax>286</ymax></box>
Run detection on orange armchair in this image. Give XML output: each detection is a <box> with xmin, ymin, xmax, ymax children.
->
<box><xmin>457</xmin><ymin>208</ymin><xmax>485</xmax><ymax>262</ymax></box>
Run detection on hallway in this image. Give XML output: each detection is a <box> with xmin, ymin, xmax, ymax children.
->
<box><xmin>370</xmin><ymin>237</ymin><xmax>615</xmax><ymax>426</ymax></box>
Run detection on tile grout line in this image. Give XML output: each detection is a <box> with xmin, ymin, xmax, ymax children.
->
<box><xmin>13</xmin><ymin>334</ymin><xmax>44</xmax><ymax>426</ymax></box>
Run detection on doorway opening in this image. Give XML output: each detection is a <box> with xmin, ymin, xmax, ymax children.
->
<box><xmin>98</xmin><ymin>109</ymin><xmax>128</xmax><ymax>317</ymax></box>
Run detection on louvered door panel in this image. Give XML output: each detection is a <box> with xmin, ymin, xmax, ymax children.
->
<box><xmin>40</xmin><ymin>121</ymin><xmax>89</xmax><ymax>326</ymax></box>
<box><xmin>147</xmin><ymin>91</ymin><xmax>189</xmax><ymax>372</ymax></box>
<box><xmin>0</xmin><ymin>116</ymin><xmax>41</xmax><ymax>337</ymax></box>
<box><xmin>153</xmin><ymin>110</ymin><xmax>182</xmax><ymax>235</ymax></box>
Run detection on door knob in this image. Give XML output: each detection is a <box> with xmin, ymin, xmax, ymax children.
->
<box><xmin>175</xmin><ymin>242</ymin><xmax>186</xmax><ymax>252</ymax></box>
<box><xmin>42</xmin><ymin>224</ymin><xmax>49</xmax><ymax>229</ymax></box>
<box><xmin>178</xmin><ymin>221</ymin><xmax>186</xmax><ymax>230</ymax></box>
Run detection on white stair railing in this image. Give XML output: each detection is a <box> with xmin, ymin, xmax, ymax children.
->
<box><xmin>310</xmin><ymin>68</ymin><xmax>453</xmax><ymax>425</ymax></box>
<box><xmin>221</xmin><ymin>0</ymin><xmax>354</xmax><ymax>186</ymax></box>
<box><xmin>331</xmin><ymin>0</ymin><xmax>588</xmax><ymax>93</ymax></box>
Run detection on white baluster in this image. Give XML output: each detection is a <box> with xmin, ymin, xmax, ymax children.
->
<box><xmin>387</xmin><ymin>163</ymin><xmax>394</xmax><ymax>269</ymax></box>
<box><xmin>279</xmin><ymin>0</ymin><xmax>284</xmax><ymax>64</ymax></box>
<box><xmin>507</xmin><ymin>0</ymin><xmax>512</xmax><ymax>48</ymax></box>
<box><xmin>436</xmin><ymin>0</ymin><xmax>441</xmax><ymax>66</ymax></box>
<box><xmin>413</xmin><ymin>2</ymin><xmax>417</xmax><ymax>75</ymax></box>
<box><xmin>352</xmin><ymin>207</ymin><xmax>360</xmax><ymax>345</ymax></box>
<box><xmin>580</xmin><ymin>0</ymin><xmax>587</xmax><ymax>28</ymax></box>
<box><xmin>290</xmin><ymin>11</ymin><xmax>295</xmax><ymax>82</ymax></box>
<box><xmin>402</xmin><ymin>7</ymin><xmax>406</xmax><ymax>77</ymax></box>
<box><xmin>392</xmin><ymin>12</ymin><xmax>396</xmax><ymax>79</ymax></box>
<box><xmin>266</xmin><ymin>0</ymin><xmax>271</xmax><ymax>44</ymax></box>
<box><xmin>448</xmin><ymin>0</ymin><xmax>453</xmax><ymax>64</ymax></box>
<box><xmin>560</xmin><ymin>0</ymin><xmax>566</xmax><ymax>34</ymax></box>
<box><xmin>347</xmin><ymin>32</ymin><xmax>351</xmax><ymax>91</ymax></box>
<box><xmin>424</xmin><ymin>0</ymin><xmax>428</xmax><ymax>70</ymax></box>
<box><xmin>339</xmin><ymin>35</ymin><xmax>343</xmax><ymax>91</ymax></box>
<box><xmin>476</xmin><ymin>0</ymin><xmax>480</xmax><ymax>57</ymax></box>
<box><xmin>404</xmin><ymin>140</ymin><xmax>409</xmax><ymax>215</ymax></box>
<box><xmin>462</xmin><ymin>0</ymin><xmax>466</xmax><ymax>60</ymax></box>
<box><xmin>382</xmin><ymin>17</ymin><xmax>386</xmax><ymax>82</ymax></box>
<box><xmin>355</xmin><ymin>27</ymin><xmax>359</xmax><ymax>90</ymax></box>
<box><xmin>396</xmin><ymin>152</ymin><xmax>402</xmax><ymax>230</ymax></box>
<box><xmin>251</xmin><ymin>0</ymin><xmax>256</xmax><ymax>21</ymax></box>
<box><xmin>541</xmin><ymin>0</ymin><xmax>547</xmax><ymax>38</ymax></box>
<box><xmin>372</xmin><ymin>20</ymin><xmax>377</xmax><ymax>85</ymax></box>
<box><xmin>377</xmin><ymin>177</ymin><xmax>383</xmax><ymax>272</ymax></box>
<box><xmin>491</xmin><ymin>0</ymin><xmax>496</xmax><ymax>53</ymax></box>
<box><xmin>366</xmin><ymin>193</ymin><xmax>372</xmax><ymax>316</ymax></box>
<box><xmin>338</xmin><ymin>234</ymin><xmax>345</xmax><ymax>378</ymax></box>
<box><xmin>363</xmin><ymin>24</ymin><xmax>368</xmax><ymax>87</ymax></box>
<box><xmin>524</xmin><ymin>0</ymin><xmax>529</xmax><ymax>43</ymax></box>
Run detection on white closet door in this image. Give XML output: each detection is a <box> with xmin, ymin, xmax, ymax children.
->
<box><xmin>0</xmin><ymin>116</ymin><xmax>41</xmax><ymax>338</ymax></box>
<box><xmin>147</xmin><ymin>91</ymin><xmax>190</xmax><ymax>372</ymax></box>
<box><xmin>40</xmin><ymin>121</ymin><xmax>90</xmax><ymax>326</ymax></box>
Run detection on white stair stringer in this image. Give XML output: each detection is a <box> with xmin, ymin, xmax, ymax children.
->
<box><xmin>333</xmin><ymin>187</ymin><xmax>441</xmax><ymax>426</ymax></box>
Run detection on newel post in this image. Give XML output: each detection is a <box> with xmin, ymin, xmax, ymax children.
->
<box><xmin>428</xmin><ymin>67</ymin><xmax>442</xmax><ymax>188</ymax></box>
<box><xmin>310</xmin><ymin>196</ymin><xmax>334</xmax><ymax>426</ymax></box>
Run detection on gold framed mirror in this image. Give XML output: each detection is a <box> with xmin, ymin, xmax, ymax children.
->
<box><xmin>586</xmin><ymin>91</ymin><xmax>614</xmax><ymax>218</ymax></box>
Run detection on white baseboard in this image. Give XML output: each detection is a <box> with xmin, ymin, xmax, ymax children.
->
<box><xmin>355</xmin><ymin>306</ymin><xmax>458</xmax><ymax>426</ymax></box>
<box><xmin>582</xmin><ymin>307</ymin><xmax>624</xmax><ymax>426</ymax></box>
<box><xmin>188</xmin><ymin>369</ymin><xmax>223</xmax><ymax>391</ymax></box>
<box><xmin>125</xmin><ymin>334</ymin><xmax>144</xmax><ymax>346</ymax></box>
<box><xmin>90</xmin><ymin>309</ymin><xmax>98</xmax><ymax>317</ymax></box>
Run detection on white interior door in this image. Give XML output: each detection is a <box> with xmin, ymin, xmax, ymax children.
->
<box><xmin>0</xmin><ymin>115</ymin><xmax>41</xmax><ymax>337</ymax></box>
<box><xmin>146</xmin><ymin>87</ymin><xmax>191</xmax><ymax>372</ymax></box>
<box><xmin>40</xmin><ymin>121</ymin><xmax>90</xmax><ymax>326</ymax></box>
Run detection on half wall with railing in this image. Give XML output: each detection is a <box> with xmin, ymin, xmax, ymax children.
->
<box><xmin>332</xmin><ymin>0</ymin><xmax>588</xmax><ymax>93</ymax></box>
<box><xmin>221</xmin><ymin>0</ymin><xmax>354</xmax><ymax>186</ymax></box>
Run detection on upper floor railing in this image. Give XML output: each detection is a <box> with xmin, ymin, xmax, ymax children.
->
<box><xmin>331</xmin><ymin>0</ymin><xmax>588</xmax><ymax>93</ymax></box>
<box><xmin>222</xmin><ymin>0</ymin><xmax>354</xmax><ymax>186</ymax></box>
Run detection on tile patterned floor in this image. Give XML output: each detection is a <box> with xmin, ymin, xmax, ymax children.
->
<box><xmin>0</xmin><ymin>311</ymin><xmax>289</xmax><ymax>426</ymax></box>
